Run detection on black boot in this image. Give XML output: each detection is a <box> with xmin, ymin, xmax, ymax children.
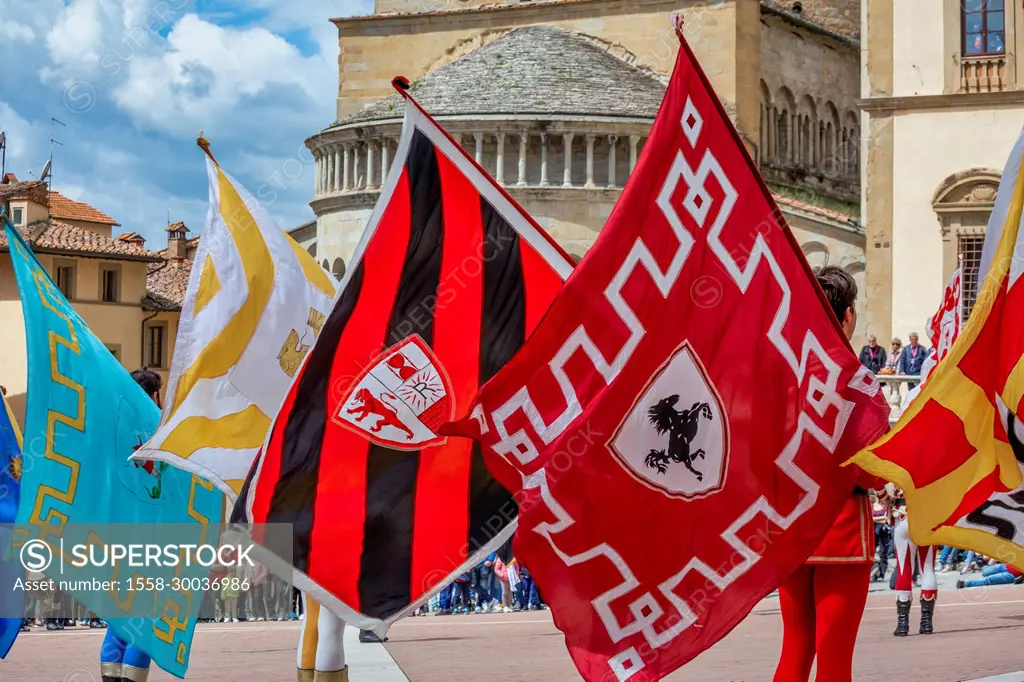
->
<box><xmin>894</xmin><ymin>599</ymin><xmax>911</xmax><ymax>636</ymax></box>
<box><xmin>919</xmin><ymin>597</ymin><xmax>935</xmax><ymax>635</ymax></box>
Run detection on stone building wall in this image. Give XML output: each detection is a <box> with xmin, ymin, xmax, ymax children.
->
<box><xmin>762</xmin><ymin>0</ymin><xmax>861</xmax><ymax>38</ymax></box>
<box><xmin>335</xmin><ymin>0</ymin><xmax>762</xmax><ymax>141</ymax></box>
<box><xmin>759</xmin><ymin>12</ymin><xmax>860</xmax><ymax>201</ymax></box>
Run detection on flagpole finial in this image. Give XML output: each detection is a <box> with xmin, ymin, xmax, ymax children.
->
<box><xmin>392</xmin><ymin>76</ymin><xmax>411</xmax><ymax>96</ymax></box>
<box><xmin>197</xmin><ymin>132</ymin><xmax>219</xmax><ymax>166</ymax></box>
<box><xmin>672</xmin><ymin>12</ymin><xmax>685</xmax><ymax>32</ymax></box>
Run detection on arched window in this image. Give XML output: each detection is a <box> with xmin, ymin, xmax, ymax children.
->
<box><xmin>963</xmin><ymin>0</ymin><xmax>1005</xmax><ymax>56</ymax></box>
<box><xmin>332</xmin><ymin>258</ymin><xmax>346</xmax><ymax>281</ymax></box>
<box><xmin>322</xmin><ymin>259</ymin><xmax>329</xmax><ymax>271</ymax></box>
<box><xmin>307</xmin><ymin>243</ymin><xmax>317</xmax><ymax>259</ymax></box>
<box><xmin>933</xmin><ymin>169</ymin><xmax>1001</xmax><ymax>318</ymax></box>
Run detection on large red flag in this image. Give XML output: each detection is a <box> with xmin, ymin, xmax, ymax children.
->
<box><xmin>444</xmin><ymin>25</ymin><xmax>890</xmax><ymax>681</ymax></box>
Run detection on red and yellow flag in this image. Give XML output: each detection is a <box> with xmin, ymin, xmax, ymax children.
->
<box><xmin>850</xmin><ymin>127</ymin><xmax>1024</xmax><ymax>566</ymax></box>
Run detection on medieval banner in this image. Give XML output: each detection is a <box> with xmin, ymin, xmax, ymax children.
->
<box><xmin>237</xmin><ymin>85</ymin><xmax>575</xmax><ymax>632</ymax></box>
<box><xmin>133</xmin><ymin>146</ymin><xmax>337</xmax><ymax>499</ymax></box>
<box><xmin>443</xmin><ymin>27</ymin><xmax>891</xmax><ymax>681</ymax></box>
<box><xmin>852</xmin><ymin>127</ymin><xmax>1024</xmax><ymax>564</ymax></box>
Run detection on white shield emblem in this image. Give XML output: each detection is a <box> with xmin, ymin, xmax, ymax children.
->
<box><xmin>334</xmin><ymin>335</ymin><xmax>454</xmax><ymax>450</ymax></box>
<box><xmin>609</xmin><ymin>341</ymin><xmax>729</xmax><ymax>499</ymax></box>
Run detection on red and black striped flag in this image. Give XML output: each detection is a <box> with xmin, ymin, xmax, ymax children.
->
<box><xmin>236</xmin><ymin>82</ymin><xmax>574</xmax><ymax>630</ymax></box>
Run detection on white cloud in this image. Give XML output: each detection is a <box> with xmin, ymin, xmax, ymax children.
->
<box><xmin>113</xmin><ymin>14</ymin><xmax>332</xmax><ymax>139</ymax></box>
<box><xmin>0</xmin><ymin>102</ymin><xmax>46</xmax><ymax>171</ymax></box>
<box><xmin>5</xmin><ymin>0</ymin><xmax>372</xmax><ymax>244</ymax></box>
<box><xmin>0</xmin><ymin>22</ymin><xmax>35</xmax><ymax>43</ymax></box>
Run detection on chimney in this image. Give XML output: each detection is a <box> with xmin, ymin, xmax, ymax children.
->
<box><xmin>116</xmin><ymin>232</ymin><xmax>146</xmax><ymax>248</ymax></box>
<box><xmin>166</xmin><ymin>221</ymin><xmax>189</xmax><ymax>260</ymax></box>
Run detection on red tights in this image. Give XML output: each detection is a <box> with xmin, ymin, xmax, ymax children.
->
<box><xmin>773</xmin><ymin>563</ymin><xmax>871</xmax><ymax>682</ymax></box>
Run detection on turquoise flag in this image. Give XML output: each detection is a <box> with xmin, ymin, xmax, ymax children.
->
<box><xmin>4</xmin><ymin>222</ymin><xmax>223</xmax><ymax>677</ymax></box>
<box><xmin>0</xmin><ymin>389</ymin><xmax>23</xmax><ymax>658</ymax></box>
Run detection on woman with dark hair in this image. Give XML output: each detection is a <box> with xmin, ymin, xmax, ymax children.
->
<box><xmin>774</xmin><ymin>266</ymin><xmax>890</xmax><ymax>682</ymax></box>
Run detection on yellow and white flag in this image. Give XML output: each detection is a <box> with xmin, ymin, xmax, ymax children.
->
<box><xmin>134</xmin><ymin>143</ymin><xmax>337</xmax><ymax>498</ymax></box>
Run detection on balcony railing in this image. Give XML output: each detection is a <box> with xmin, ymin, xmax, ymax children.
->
<box><xmin>961</xmin><ymin>54</ymin><xmax>1007</xmax><ymax>93</ymax></box>
<box><xmin>876</xmin><ymin>374</ymin><xmax>920</xmax><ymax>425</ymax></box>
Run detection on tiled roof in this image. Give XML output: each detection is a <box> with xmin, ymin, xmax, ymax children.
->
<box><xmin>774</xmin><ymin>194</ymin><xmax>859</xmax><ymax>227</ymax></box>
<box><xmin>144</xmin><ymin>259</ymin><xmax>193</xmax><ymax>311</ymax></box>
<box><xmin>337</xmin><ymin>26</ymin><xmax>667</xmax><ymax>125</ymax></box>
<box><xmin>48</xmin><ymin>191</ymin><xmax>119</xmax><ymax>226</ymax></box>
<box><xmin>0</xmin><ymin>219</ymin><xmax>162</xmax><ymax>261</ymax></box>
<box><xmin>0</xmin><ymin>178</ymin><xmax>47</xmax><ymax>204</ymax></box>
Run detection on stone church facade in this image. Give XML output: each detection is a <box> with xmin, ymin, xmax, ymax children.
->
<box><xmin>309</xmin><ymin>0</ymin><xmax>870</xmax><ymax>338</ymax></box>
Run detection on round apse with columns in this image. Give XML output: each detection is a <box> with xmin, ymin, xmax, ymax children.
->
<box><xmin>306</xmin><ymin>26</ymin><xmax>664</xmax><ymax>267</ymax></box>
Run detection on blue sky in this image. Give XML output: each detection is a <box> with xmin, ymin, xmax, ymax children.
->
<box><xmin>1</xmin><ymin>0</ymin><xmax>374</xmax><ymax>248</ymax></box>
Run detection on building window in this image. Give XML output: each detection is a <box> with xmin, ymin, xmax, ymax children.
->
<box><xmin>331</xmin><ymin>258</ymin><xmax>346</xmax><ymax>281</ymax></box>
<box><xmin>100</xmin><ymin>265</ymin><xmax>120</xmax><ymax>303</ymax></box>
<box><xmin>959</xmin><ymin>233</ymin><xmax>986</xmax><ymax>320</ymax></box>
<box><xmin>963</xmin><ymin>0</ymin><xmax>1005</xmax><ymax>56</ymax></box>
<box><xmin>147</xmin><ymin>324</ymin><xmax>166</xmax><ymax>369</ymax></box>
<box><xmin>54</xmin><ymin>260</ymin><xmax>76</xmax><ymax>300</ymax></box>
<box><xmin>11</xmin><ymin>208</ymin><xmax>22</xmax><ymax>226</ymax></box>
<box><xmin>105</xmin><ymin>344</ymin><xmax>121</xmax><ymax>362</ymax></box>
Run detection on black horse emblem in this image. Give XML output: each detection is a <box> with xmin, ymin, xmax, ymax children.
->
<box><xmin>644</xmin><ymin>395</ymin><xmax>713</xmax><ymax>481</ymax></box>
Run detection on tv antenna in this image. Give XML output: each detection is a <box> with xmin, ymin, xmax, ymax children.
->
<box><xmin>45</xmin><ymin>117</ymin><xmax>65</xmax><ymax>189</ymax></box>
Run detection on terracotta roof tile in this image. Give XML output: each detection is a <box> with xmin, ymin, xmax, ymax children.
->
<box><xmin>0</xmin><ymin>219</ymin><xmax>161</xmax><ymax>261</ymax></box>
<box><xmin>144</xmin><ymin>259</ymin><xmax>192</xmax><ymax>311</ymax></box>
<box><xmin>48</xmin><ymin>191</ymin><xmax>119</xmax><ymax>226</ymax></box>
<box><xmin>0</xmin><ymin>179</ymin><xmax>47</xmax><ymax>204</ymax></box>
<box><xmin>773</xmin><ymin>194</ymin><xmax>859</xmax><ymax>226</ymax></box>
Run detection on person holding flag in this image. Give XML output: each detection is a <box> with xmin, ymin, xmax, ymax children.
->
<box><xmin>888</xmin><ymin>266</ymin><xmax>962</xmax><ymax>638</ymax></box>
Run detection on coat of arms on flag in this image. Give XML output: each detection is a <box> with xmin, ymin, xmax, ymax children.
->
<box><xmin>335</xmin><ymin>334</ymin><xmax>454</xmax><ymax>449</ymax></box>
<box><xmin>610</xmin><ymin>341</ymin><xmax>730</xmax><ymax>498</ymax></box>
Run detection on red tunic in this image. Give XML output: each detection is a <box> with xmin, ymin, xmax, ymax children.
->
<box><xmin>807</xmin><ymin>472</ymin><xmax>886</xmax><ymax>565</ymax></box>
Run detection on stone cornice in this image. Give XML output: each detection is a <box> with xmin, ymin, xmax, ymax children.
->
<box><xmin>333</xmin><ymin>0</ymin><xmax>691</xmax><ymax>35</ymax></box>
<box><xmin>857</xmin><ymin>89</ymin><xmax>1024</xmax><ymax>113</ymax></box>
<box><xmin>306</xmin><ymin>116</ymin><xmax>655</xmax><ymax>149</ymax></box>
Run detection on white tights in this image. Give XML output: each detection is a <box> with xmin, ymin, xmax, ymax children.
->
<box><xmin>297</xmin><ymin>594</ymin><xmax>346</xmax><ymax>673</ymax></box>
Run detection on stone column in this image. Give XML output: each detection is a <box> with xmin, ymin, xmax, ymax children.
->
<box><xmin>791</xmin><ymin>113</ymin><xmax>798</xmax><ymax>165</ymax></box>
<box><xmin>474</xmin><ymin>133</ymin><xmax>484</xmax><ymax>165</ymax></box>
<box><xmin>607</xmin><ymin>135</ymin><xmax>618</xmax><ymax>189</ymax></box>
<box><xmin>495</xmin><ymin>132</ymin><xmax>506</xmax><ymax>185</ymax></box>
<box><xmin>381</xmin><ymin>138</ymin><xmax>390</xmax><ymax>185</ymax></box>
<box><xmin>327</xmin><ymin>150</ymin><xmax>335</xmax><ymax>193</ymax></box>
<box><xmin>366</xmin><ymin>140</ymin><xmax>377</xmax><ymax>191</ymax></box>
<box><xmin>562</xmin><ymin>132</ymin><xmax>574</xmax><ymax>188</ymax></box>
<box><xmin>353</xmin><ymin>143</ymin><xmax>362</xmax><ymax>190</ymax></box>
<box><xmin>517</xmin><ymin>131</ymin><xmax>528</xmax><ymax>187</ymax></box>
<box><xmin>342</xmin><ymin>144</ymin><xmax>351</xmax><ymax>192</ymax></box>
<box><xmin>539</xmin><ymin>133</ymin><xmax>549</xmax><ymax>187</ymax></box>
<box><xmin>333</xmin><ymin>147</ymin><xmax>341</xmax><ymax>193</ymax></box>
<box><xmin>584</xmin><ymin>134</ymin><xmax>596</xmax><ymax>189</ymax></box>
<box><xmin>767</xmin><ymin>112</ymin><xmax>775</xmax><ymax>161</ymax></box>
<box><xmin>629</xmin><ymin>135</ymin><xmax>640</xmax><ymax>174</ymax></box>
